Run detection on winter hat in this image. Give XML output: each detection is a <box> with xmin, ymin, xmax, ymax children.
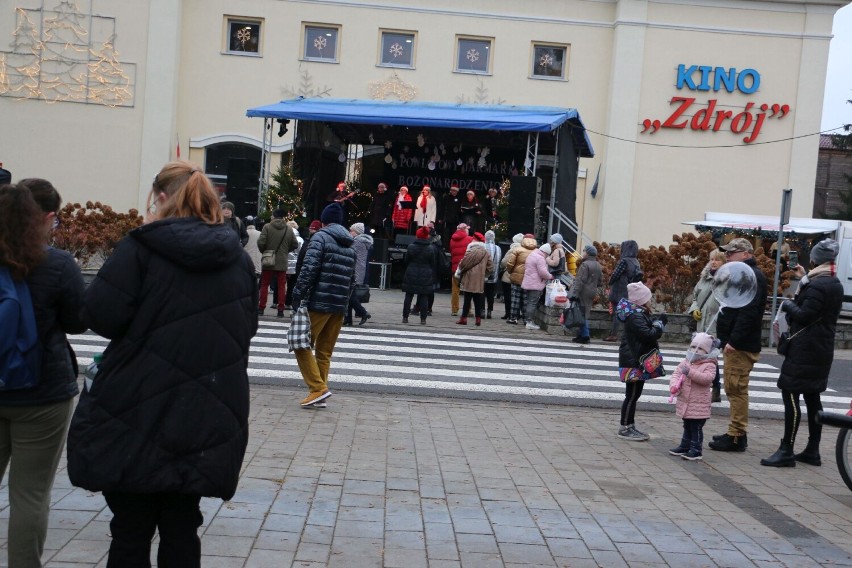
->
<box><xmin>457</xmin><ymin>222</ymin><xmax>470</xmax><ymax>231</ymax></box>
<box><xmin>244</xmin><ymin>216</ymin><xmax>256</xmax><ymax>227</ymax></box>
<box><xmin>584</xmin><ymin>245</ymin><xmax>598</xmax><ymax>257</ymax></box>
<box><xmin>350</xmin><ymin>222</ymin><xmax>365</xmax><ymax>236</ymax></box>
<box><xmin>690</xmin><ymin>332</ymin><xmax>715</xmax><ymax>355</ymax></box>
<box><xmin>627</xmin><ymin>282</ymin><xmax>652</xmax><ymax>306</ymax></box>
<box><xmin>415</xmin><ymin>226</ymin><xmax>431</xmax><ymax>239</ymax></box>
<box><xmin>272</xmin><ymin>209</ymin><xmax>284</xmax><ymax>219</ymax></box>
<box><xmin>221</xmin><ymin>201</ymin><xmax>235</xmax><ymax>212</ymax></box>
<box><xmin>720</xmin><ymin>237</ymin><xmax>753</xmax><ymax>253</ymax></box>
<box><xmin>540</xmin><ymin>243</ymin><xmax>551</xmax><ymax>255</ymax></box>
<box><xmin>485</xmin><ymin>230</ymin><xmax>496</xmax><ymax>243</ymax></box>
<box><xmin>549</xmin><ymin>233</ymin><xmax>564</xmax><ymax>245</ymax></box>
<box><xmin>473</xmin><ymin>232</ymin><xmax>485</xmax><ymax>242</ymax></box>
<box><xmin>523</xmin><ymin>233</ymin><xmax>535</xmax><ymax>239</ymax></box>
<box><xmin>320</xmin><ymin>202</ymin><xmax>344</xmax><ymax>225</ymax></box>
<box><xmin>512</xmin><ymin>233</ymin><xmax>524</xmax><ymax>244</ymax></box>
<box><xmin>309</xmin><ymin>220</ymin><xmax>322</xmax><ymax>231</ymax></box>
<box><xmin>810</xmin><ymin>238</ymin><xmax>839</xmax><ymax>265</ymax></box>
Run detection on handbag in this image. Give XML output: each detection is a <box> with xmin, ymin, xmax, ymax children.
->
<box><xmin>353</xmin><ymin>283</ymin><xmax>371</xmax><ymax>304</ymax></box>
<box><xmin>549</xmin><ymin>253</ymin><xmax>566</xmax><ymax>276</ymax></box>
<box><xmin>287</xmin><ymin>305</ymin><xmax>312</xmax><ymax>351</ymax></box>
<box><xmin>561</xmin><ymin>299</ymin><xmax>584</xmax><ymax>329</ymax></box>
<box><xmin>639</xmin><ymin>348</ymin><xmax>664</xmax><ymax>378</ymax></box>
<box><xmin>261</xmin><ymin>228</ymin><xmax>289</xmax><ymax>269</ymax></box>
<box><xmin>777</xmin><ymin>317</ymin><xmax>820</xmax><ymax>356</ymax></box>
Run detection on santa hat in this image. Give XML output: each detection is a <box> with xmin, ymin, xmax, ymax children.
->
<box><xmin>415</xmin><ymin>226</ymin><xmax>430</xmax><ymax>239</ymax></box>
<box><xmin>473</xmin><ymin>232</ymin><xmax>485</xmax><ymax>242</ymax></box>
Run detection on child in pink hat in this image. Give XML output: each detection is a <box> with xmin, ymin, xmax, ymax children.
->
<box><xmin>668</xmin><ymin>332</ymin><xmax>719</xmax><ymax>461</ymax></box>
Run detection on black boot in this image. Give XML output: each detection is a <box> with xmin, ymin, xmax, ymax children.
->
<box><xmin>709</xmin><ymin>432</ymin><xmax>747</xmax><ymax>452</ymax></box>
<box><xmin>794</xmin><ymin>439</ymin><xmax>821</xmax><ymax>466</ymax></box>
<box><xmin>711</xmin><ymin>385</ymin><xmax>721</xmax><ymax>403</ymax></box>
<box><xmin>760</xmin><ymin>440</ymin><xmax>796</xmax><ymax>467</ymax></box>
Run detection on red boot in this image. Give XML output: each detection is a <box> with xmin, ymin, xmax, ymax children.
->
<box><xmin>475</xmin><ymin>316</ymin><xmax>482</xmax><ymax>326</ymax></box>
<box><xmin>456</xmin><ymin>317</ymin><xmax>468</xmax><ymax>325</ymax></box>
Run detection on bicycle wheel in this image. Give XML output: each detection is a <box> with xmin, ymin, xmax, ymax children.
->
<box><xmin>837</xmin><ymin>427</ymin><xmax>852</xmax><ymax>493</ymax></box>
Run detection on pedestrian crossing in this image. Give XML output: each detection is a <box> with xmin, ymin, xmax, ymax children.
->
<box><xmin>68</xmin><ymin>321</ymin><xmax>852</xmax><ymax>416</ymax></box>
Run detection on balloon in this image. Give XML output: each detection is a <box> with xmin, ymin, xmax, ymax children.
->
<box><xmin>712</xmin><ymin>261</ymin><xmax>757</xmax><ymax>308</ymax></box>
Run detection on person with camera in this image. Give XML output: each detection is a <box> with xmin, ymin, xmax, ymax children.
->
<box><xmin>761</xmin><ymin>239</ymin><xmax>843</xmax><ymax>467</ymax></box>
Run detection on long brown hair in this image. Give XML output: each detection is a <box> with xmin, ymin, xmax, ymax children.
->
<box><xmin>18</xmin><ymin>178</ymin><xmax>62</xmax><ymax>213</ymax></box>
<box><xmin>150</xmin><ymin>161</ymin><xmax>223</xmax><ymax>224</ymax></box>
<box><xmin>0</xmin><ymin>184</ymin><xmax>48</xmax><ymax>279</ymax></box>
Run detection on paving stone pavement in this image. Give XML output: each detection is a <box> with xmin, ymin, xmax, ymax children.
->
<box><xmin>2</xmin><ymin>386</ymin><xmax>851</xmax><ymax>567</ymax></box>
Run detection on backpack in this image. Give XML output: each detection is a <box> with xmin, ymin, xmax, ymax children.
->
<box><xmin>0</xmin><ymin>267</ymin><xmax>41</xmax><ymax>391</ymax></box>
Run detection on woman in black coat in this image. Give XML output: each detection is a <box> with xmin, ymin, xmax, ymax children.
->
<box><xmin>402</xmin><ymin>226</ymin><xmax>440</xmax><ymax>324</ymax></box>
<box><xmin>67</xmin><ymin>161</ymin><xmax>258</xmax><ymax>567</ymax></box>
<box><xmin>761</xmin><ymin>239</ymin><xmax>844</xmax><ymax>468</ymax></box>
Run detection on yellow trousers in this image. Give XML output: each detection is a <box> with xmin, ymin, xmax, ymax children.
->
<box><xmin>723</xmin><ymin>349</ymin><xmax>760</xmax><ymax>436</ymax></box>
<box><xmin>293</xmin><ymin>312</ymin><xmax>344</xmax><ymax>393</ymax></box>
<box><xmin>451</xmin><ymin>277</ymin><xmax>460</xmax><ymax>314</ymax></box>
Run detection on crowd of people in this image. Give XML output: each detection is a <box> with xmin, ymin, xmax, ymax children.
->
<box><xmin>0</xmin><ymin>169</ymin><xmax>845</xmax><ymax>566</ymax></box>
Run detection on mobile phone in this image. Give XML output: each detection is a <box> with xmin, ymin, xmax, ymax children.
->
<box><xmin>788</xmin><ymin>250</ymin><xmax>798</xmax><ymax>269</ymax></box>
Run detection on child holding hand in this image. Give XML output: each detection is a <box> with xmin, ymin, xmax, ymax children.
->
<box><xmin>669</xmin><ymin>332</ymin><xmax>719</xmax><ymax>461</ymax></box>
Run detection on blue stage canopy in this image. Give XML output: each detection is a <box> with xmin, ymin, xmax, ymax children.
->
<box><xmin>246</xmin><ymin>98</ymin><xmax>593</xmax><ymax>157</ymax></box>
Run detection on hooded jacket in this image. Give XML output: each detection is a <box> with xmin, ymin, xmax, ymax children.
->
<box><xmin>292</xmin><ymin>224</ymin><xmax>356</xmax><ymax>313</ymax></box>
<box><xmin>607</xmin><ymin>240</ymin><xmax>641</xmax><ymax>303</ymax></box>
<box><xmin>403</xmin><ymin>238</ymin><xmax>441</xmax><ymax>294</ymax></box>
<box><xmin>570</xmin><ymin>255</ymin><xmax>603</xmax><ymax>320</ymax></box>
<box><xmin>352</xmin><ymin>233</ymin><xmax>374</xmax><ymax>285</ymax></box>
<box><xmin>67</xmin><ymin>217</ymin><xmax>258</xmax><ymax>499</ymax></box>
<box><xmin>521</xmin><ymin>249</ymin><xmax>552</xmax><ymax>291</ymax></box>
<box><xmin>777</xmin><ymin>268</ymin><xmax>843</xmax><ymax>393</ymax></box>
<box><xmin>505</xmin><ymin>237</ymin><xmax>537</xmax><ymax>286</ymax></box>
<box><xmin>616</xmin><ymin>299</ymin><xmax>663</xmax><ymax>368</ymax></box>
<box><xmin>458</xmin><ymin>243</ymin><xmax>493</xmax><ymax>294</ymax></box>
<box><xmin>257</xmin><ymin>218</ymin><xmax>298</xmax><ymax>272</ymax></box>
<box><xmin>449</xmin><ymin>229</ymin><xmax>473</xmax><ymax>271</ymax></box>
<box><xmin>483</xmin><ymin>232</ymin><xmax>502</xmax><ymax>284</ymax></box>
<box><xmin>670</xmin><ymin>346</ymin><xmax>718</xmax><ymax>419</ymax></box>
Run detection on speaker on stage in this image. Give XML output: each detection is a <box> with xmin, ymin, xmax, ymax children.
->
<box><xmin>508</xmin><ymin>176</ymin><xmax>541</xmax><ymax>236</ymax></box>
<box><xmin>372</xmin><ymin>238</ymin><xmax>389</xmax><ymax>263</ymax></box>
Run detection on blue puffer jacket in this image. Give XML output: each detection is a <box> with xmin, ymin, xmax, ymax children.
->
<box><xmin>292</xmin><ymin>224</ymin><xmax>356</xmax><ymax>313</ymax></box>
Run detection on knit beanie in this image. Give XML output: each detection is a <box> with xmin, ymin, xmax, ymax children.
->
<box><xmin>690</xmin><ymin>332</ymin><xmax>714</xmax><ymax>355</ymax></box>
<box><xmin>473</xmin><ymin>232</ymin><xmax>485</xmax><ymax>242</ymax></box>
<box><xmin>415</xmin><ymin>226</ymin><xmax>430</xmax><ymax>239</ymax></box>
<box><xmin>320</xmin><ymin>202</ymin><xmax>344</xmax><ymax>225</ymax></box>
<box><xmin>350</xmin><ymin>222</ymin><xmax>365</xmax><ymax>235</ymax></box>
<box><xmin>485</xmin><ymin>230</ymin><xmax>496</xmax><ymax>243</ymax></box>
<box><xmin>540</xmin><ymin>243</ymin><xmax>551</xmax><ymax>255</ymax></box>
<box><xmin>512</xmin><ymin>233</ymin><xmax>524</xmax><ymax>244</ymax></box>
<box><xmin>309</xmin><ymin>220</ymin><xmax>322</xmax><ymax>231</ymax></box>
<box><xmin>584</xmin><ymin>245</ymin><xmax>598</xmax><ymax>257</ymax></box>
<box><xmin>627</xmin><ymin>282</ymin><xmax>652</xmax><ymax>306</ymax></box>
<box><xmin>810</xmin><ymin>238</ymin><xmax>839</xmax><ymax>266</ymax></box>
<box><xmin>549</xmin><ymin>233</ymin><xmax>564</xmax><ymax>245</ymax></box>
<box><xmin>221</xmin><ymin>201</ymin><xmax>235</xmax><ymax>212</ymax></box>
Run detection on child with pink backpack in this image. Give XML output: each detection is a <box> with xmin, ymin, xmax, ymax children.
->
<box><xmin>668</xmin><ymin>332</ymin><xmax>719</xmax><ymax>461</ymax></box>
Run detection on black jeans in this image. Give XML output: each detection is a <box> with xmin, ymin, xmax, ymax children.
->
<box><xmin>501</xmin><ymin>281</ymin><xmax>512</xmax><ymax>317</ymax></box>
<box><xmin>620</xmin><ymin>380</ymin><xmax>645</xmax><ymax>426</ymax></box>
<box><xmin>346</xmin><ymin>294</ymin><xmax>368</xmax><ymax>323</ymax></box>
<box><xmin>683</xmin><ymin>418</ymin><xmax>707</xmax><ymax>453</ymax></box>
<box><xmin>403</xmin><ymin>292</ymin><xmax>429</xmax><ymax>320</ymax></box>
<box><xmin>781</xmin><ymin>390</ymin><xmax>823</xmax><ymax>446</ymax></box>
<box><xmin>484</xmin><ymin>282</ymin><xmax>497</xmax><ymax>313</ymax></box>
<box><xmin>104</xmin><ymin>492</ymin><xmax>203</xmax><ymax>568</ymax></box>
<box><xmin>461</xmin><ymin>292</ymin><xmax>485</xmax><ymax>318</ymax></box>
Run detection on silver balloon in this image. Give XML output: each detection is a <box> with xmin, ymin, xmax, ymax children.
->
<box><xmin>712</xmin><ymin>261</ymin><xmax>757</xmax><ymax>308</ymax></box>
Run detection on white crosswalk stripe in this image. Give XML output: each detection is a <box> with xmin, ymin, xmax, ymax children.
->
<box><xmin>68</xmin><ymin>321</ymin><xmax>850</xmax><ymax>416</ymax></box>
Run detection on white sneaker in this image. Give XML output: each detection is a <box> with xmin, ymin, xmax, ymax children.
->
<box><xmin>525</xmin><ymin>322</ymin><xmax>540</xmax><ymax>330</ymax></box>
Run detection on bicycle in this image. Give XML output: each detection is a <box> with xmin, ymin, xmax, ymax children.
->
<box><xmin>817</xmin><ymin>405</ymin><xmax>852</xmax><ymax>493</ymax></box>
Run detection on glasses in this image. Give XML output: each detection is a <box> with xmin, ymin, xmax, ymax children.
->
<box><xmin>724</xmin><ymin>250</ymin><xmax>743</xmax><ymax>257</ymax></box>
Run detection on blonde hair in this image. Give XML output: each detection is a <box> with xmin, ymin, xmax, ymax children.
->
<box><xmin>709</xmin><ymin>250</ymin><xmax>726</xmax><ymax>262</ymax></box>
<box><xmin>150</xmin><ymin>161</ymin><xmax>223</xmax><ymax>224</ymax></box>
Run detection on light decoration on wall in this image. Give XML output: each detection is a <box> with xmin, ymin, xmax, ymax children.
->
<box><xmin>368</xmin><ymin>72</ymin><xmax>417</xmax><ymax>102</ymax></box>
<box><xmin>0</xmin><ymin>1</ymin><xmax>136</xmax><ymax>107</ymax></box>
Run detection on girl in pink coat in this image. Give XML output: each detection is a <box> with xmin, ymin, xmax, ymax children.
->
<box><xmin>668</xmin><ymin>332</ymin><xmax>718</xmax><ymax>461</ymax></box>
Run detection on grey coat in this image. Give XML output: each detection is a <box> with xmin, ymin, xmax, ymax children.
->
<box><xmin>352</xmin><ymin>233</ymin><xmax>374</xmax><ymax>285</ymax></box>
<box><xmin>688</xmin><ymin>263</ymin><xmax>721</xmax><ymax>335</ymax></box>
<box><xmin>571</xmin><ymin>256</ymin><xmax>602</xmax><ymax>320</ymax></box>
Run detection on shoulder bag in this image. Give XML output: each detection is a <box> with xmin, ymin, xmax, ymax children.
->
<box><xmin>261</xmin><ymin>227</ymin><xmax>288</xmax><ymax>269</ymax></box>
<box><xmin>777</xmin><ymin>317</ymin><xmax>820</xmax><ymax>356</ymax></box>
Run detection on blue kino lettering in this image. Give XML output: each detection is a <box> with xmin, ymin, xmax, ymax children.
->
<box><xmin>676</xmin><ymin>65</ymin><xmax>760</xmax><ymax>94</ymax></box>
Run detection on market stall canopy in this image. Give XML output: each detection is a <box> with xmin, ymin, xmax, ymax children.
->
<box><xmin>246</xmin><ymin>97</ymin><xmax>594</xmax><ymax>157</ymax></box>
<box><xmin>684</xmin><ymin>212</ymin><xmax>841</xmax><ymax>235</ymax></box>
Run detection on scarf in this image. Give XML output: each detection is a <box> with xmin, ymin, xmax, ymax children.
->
<box><xmin>795</xmin><ymin>262</ymin><xmax>835</xmax><ymax>297</ymax></box>
<box><xmin>419</xmin><ymin>195</ymin><xmax>428</xmax><ymax>214</ymax></box>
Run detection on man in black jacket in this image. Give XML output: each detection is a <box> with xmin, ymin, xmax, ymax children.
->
<box><xmin>222</xmin><ymin>201</ymin><xmax>249</xmax><ymax>247</ymax></box>
<box><xmin>709</xmin><ymin>238</ymin><xmax>768</xmax><ymax>452</ymax></box>
<box><xmin>439</xmin><ymin>183</ymin><xmax>461</xmax><ymax>250</ymax></box>
<box><xmin>291</xmin><ymin>203</ymin><xmax>356</xmax><ymax>408</ymax></box>
<box><xmin>366</xmin><ymin>182</ymin><xmax>394</xmax><ymax>238</ymax></box>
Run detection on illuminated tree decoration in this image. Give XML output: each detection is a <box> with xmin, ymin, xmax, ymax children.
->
<box><xmin>264</xmin><ymin>158</ymin><xmax>306</xmax><ymax>224</ymax></box>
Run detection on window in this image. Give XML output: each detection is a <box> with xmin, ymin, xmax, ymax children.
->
<box><xmin>531</xmin><ymin>43</ymin><xmax>568</xmax><ymax>80</ymax></box>
<box><xmin>379</xmin><ymin>30</ymin><xmax>415</xmax><ymax>68</ymax></box>
<box><xmin>303</xmin><ymin>24</ymin><xmax>340</xmax><ymax>62</ymax></box>
<box><xmin>224</xmin><ymin>17</ymin><xmax>262</xmax><ymax>55</ymax></box>
<box><xmin>455</xmin><ymin>36</ymin><xmax>492</xmax><ymax>74</ymax></box>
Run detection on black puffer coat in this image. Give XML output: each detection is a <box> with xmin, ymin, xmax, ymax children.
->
<box><xmin>777</xmin><ymin>273</ymin><xmax>843</xmax><ymax>393</ymax></box>
<box><xmin>0</xmin><ymin>248</ymin><xmax>86</xmax><ymax>407</ymax></box>
<box><xmin>617</xmin><ymin>302</ymin><xmax>663</xmax><ymax>368</ymax></box>
<box><xmin>403</xmin><ymin>238</ymin><xmax>440</xmax><ymax>294</ymax></box>
<box><xmin>67</xmin><ymin>217</ymin><xmax>258</xmax><ymax>499</ymax></box>
<box><xmin>292</xmin><ymin>224</ymin><xmax>356</xmax><ymax>313</ymax></box>
<box><xmin>716</xmin><ymin>257</ymin><xmax>768</xmax><ymax>353</ymax></box>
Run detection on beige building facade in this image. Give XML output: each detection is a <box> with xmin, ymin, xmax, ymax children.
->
<box><xmin>0</xmin><ymin>0</ymin><xmax>848</xmax><ymax>246</ymax></box>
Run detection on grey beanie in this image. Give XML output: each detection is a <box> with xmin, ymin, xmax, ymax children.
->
<box><xmin>810</xmin><ymin>238</ymin><xmax>839</xmax><ymax>266</ymax></box>
<box><xmin>549</xmin><ymin>233</ymin><xmax>564</xmax><ymax>245</ymax></box>
<box><xmin>584</xmin><ymin>245</ymin><xmax>598</xmax><ymax>257</ymax></box>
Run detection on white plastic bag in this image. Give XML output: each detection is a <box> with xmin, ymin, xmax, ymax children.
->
<box><xmin>770</xmin><ymin>304</ymin><xmax>789</xmax><ymax>346</ymax></box>
<box><xmin>545</xmin><ymin>280</ymin><xmax>569</xmax><ymax>307</ymax></box>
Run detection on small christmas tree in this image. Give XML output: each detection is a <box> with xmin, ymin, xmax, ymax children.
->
<box><xmin>264</xmin><ymin>159</ymin><xmax>306</xmax><ymax>224</ymax></box>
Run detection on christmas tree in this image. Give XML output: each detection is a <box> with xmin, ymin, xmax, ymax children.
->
<box><xmin>264</xmin><ymin>159</ymin><xmax>306</xmax><ymax>225</ymax></box>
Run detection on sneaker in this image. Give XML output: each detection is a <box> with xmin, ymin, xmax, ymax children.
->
<box><xmin>617</xmin><ymin>426</ymin><xmax>650</xmax><ymax>441</ymax></box>
<box><xmin>669</xmin><ymin>446</ymin><xmax>690</xmax><ymax>456</ymax></box>
<box><xmin>682</xmin><ymin>450</ymin><xmax>703</xmax><ymax>461</ymax></box>
<box><xmin>312</xmin><ymin>402</ymin><xmax>328</xmax><ymax>409</ymax></box>
<box><xmin>506</xmin><ymin>319</ymin><xmax>518</xmax><ymax>325</ymax></box>
<box><xmin>451</xmin><ymin>311</ymin><xmax>458</xmax><ymax>316</ymax></box>
<box><xmin>300</xmin><ymin>389</ymin><xmax>332</xmax><ymax>407</ymax></box>
<box><xmin>708</xmin><ymin>433</ymin><xmax>747</xmax><ymax>452</ymax></box>
<box><xmin>359</xmin><ymin>314</ymin><xmax>371</xmax><ymax>326</ymax></box>
<box><xmin>525</xmin><ymin>322</ymin><xmax>540</xmax><ymax>330</ymax></box>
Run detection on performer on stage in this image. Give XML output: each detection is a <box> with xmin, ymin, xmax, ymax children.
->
<box><xmin>460</xmin><ymin>189</ymin><xmax>484</xmax><ymax>234</ymax></box>
<box><xmin>414</xmin><ymin>185</ymin><xmax>437</xmax><ymax>228</ymax></box>
<box><xmin>367</xmin><ymin>182</ymin><xmax>394</xmax><ymax>237</ymax></box>
<box><xmin>483</xmin><ymin>187</ymin><xmax>500</xmax><ymax>230</ymax></box>
<box><xmin>391</xmin><ymin>185</ymin><xmax>414</xmax><ymax>235</ymax></box>
<box><xmin>326</xmin><ymin>181</ymin><xmax>355</xmax><ymax>225</ymax></box>
<box><xmin>440</xmin><ymin>183</ymin><xmax>461</xmax><ymax>250</ymax></box>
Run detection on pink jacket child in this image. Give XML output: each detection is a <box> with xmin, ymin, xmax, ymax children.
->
<box><xmin>668</xmin><ymin>332</ymin><xmax>719</xmax><ymax>461</ymax></box>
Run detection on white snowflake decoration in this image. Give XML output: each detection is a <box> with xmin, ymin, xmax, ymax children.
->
<box><xmin>236</xmin><ymin>28</ymin><xmax>251</xmax><ymax>47</ymax></box>
<box><xmin>384</xmin><ymin>140</ymin><xmax>393</xmax><ymax>149</ymax></box>
<box><xmin>466</xmin><ymin>49</ymin><xmax>480</xmax><ymax>63</ymax></box>
<box><xmin>389</xmin><ymin>43</ymin><xmax>404</xmax><ymax>58</ymax></box>
<box><xmin>539</xmin><ymin>54</ymin><xmax>553</xmax><ymax>68</ymax></box>
<box><xmin>314</xmin><ymin>36</ymin><xmax>327</xmax><ymax>51</ymax></box>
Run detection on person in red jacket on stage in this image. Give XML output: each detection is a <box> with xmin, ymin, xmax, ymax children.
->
<box><xmin>449</xmin><ymin>223</ymin><xmax>473</xmax><ymax>316</ymax></box>
<box><xmin>391</xmin><ymin>186</ymin><xmax>413</xmax><ymax>235</ymax></box>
